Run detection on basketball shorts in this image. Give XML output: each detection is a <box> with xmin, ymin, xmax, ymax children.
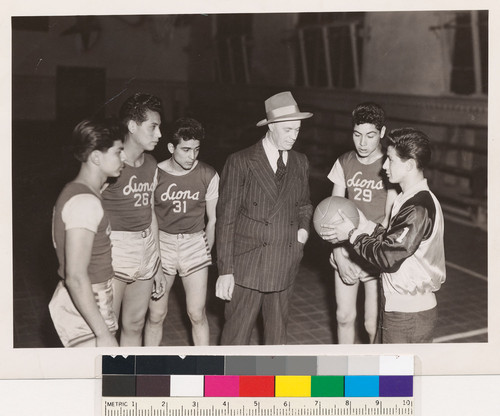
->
<box><xmin>360</xmin><ymin>272</ymin><xmax>377</xmax><ymax>283</ymax></box>
<box><xmin>159</xmin><ymin>230</ymin><xmax>212</xmax><ymax>277</ymax></box>
<box><xmin>49</xmin><ymin>278</ymin><xmax>118</xmax><ymax>347</ymax></box>
<box><xmin>334</xmin><ymin>247</ymin><xmax>377</xmax><ymax>283</ymax></box>
<box><xmin>335</xmin><ymin>260</ymin><xmax>377</xmax><ymax>283</ymax></box>
<box><xmin>110</xmin><ymin>226</ymin><xmax>160</xmax><ymax>283</ymax></box>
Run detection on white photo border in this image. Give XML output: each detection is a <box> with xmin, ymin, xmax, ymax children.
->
<box><xmin>2</xmin><ymin>0</ymin><xmax>499</xmax><ymax>379</ymax></box>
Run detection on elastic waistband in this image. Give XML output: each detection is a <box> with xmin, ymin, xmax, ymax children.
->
<box><xmin>111</xmin><ymin>225</ymin><xmax>152</xmax><ymax>239</ymax></box>
<box><xmin>384</xmin><ymin>291</ymin><xmax>437</xmax><ymax>313</ymax></box>
<box><xmin>160</xmin><ymin>230</ymin><xmax>204</xmax><ymax>239</ymax></box>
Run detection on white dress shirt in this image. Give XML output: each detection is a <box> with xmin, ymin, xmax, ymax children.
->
<box><xmin>262</xmin><ymin>133</ymin><xmax>287</xmax><ymax>173</ymax></box>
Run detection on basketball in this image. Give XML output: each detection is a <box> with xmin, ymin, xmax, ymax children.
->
<box><xmin>313</xmin><ymin>196</ymin><xmax>360</xmax><ymax>239</ymax></box>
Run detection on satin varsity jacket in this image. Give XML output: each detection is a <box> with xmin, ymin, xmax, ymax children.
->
<box><xmin>350</xmin><ymin>179</ymin><xmax>446</xmax><ymax>313</ymax></box>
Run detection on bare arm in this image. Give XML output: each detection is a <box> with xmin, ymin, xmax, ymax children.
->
<box><xmin>65</xmin><ymin>228</ymin><xmax>118</xmax><ymax>347</ymax></box>
<box><xmin>205</xmin><ymin>197</ymin><xmax>217</xmax><ymax>251</ymax></box>
<box><xmin>151</xmin><ymin>195</ymin><xmax>166</xmax><ymax>299</ymax></box>
<box><xmin>332</xmin><ymin>183</ymin><xmax>347</xmax><ymax>198</ymax></box>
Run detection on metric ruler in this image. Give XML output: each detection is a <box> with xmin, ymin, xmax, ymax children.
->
<box><xmin>102</xmin><ymin>397</ymin><xmax>414</xmax><ymax>415</ymax></box>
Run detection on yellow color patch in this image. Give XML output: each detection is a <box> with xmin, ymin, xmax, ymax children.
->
<box><xmin>275</xmin><ymin>376</ymin><xmax>311</xmax><ymax>397</ymax></box>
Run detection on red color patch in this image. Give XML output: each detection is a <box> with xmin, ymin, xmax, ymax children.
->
<box><xmin>239</xmin><ymin>376</ymin><xmax>275</xmax><ymax>397</ymax></box>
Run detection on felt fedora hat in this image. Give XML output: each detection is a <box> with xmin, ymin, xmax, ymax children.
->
<box><xmin>256</xmin><ymin>91</ymin><xmax>313</xmax><ymax>127</ymax></box>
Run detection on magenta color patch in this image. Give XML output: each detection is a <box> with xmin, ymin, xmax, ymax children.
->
<box><xmin>204</xmin><ymin>375</ymin><xmax>240</xmax><ymax>397</ymax></box>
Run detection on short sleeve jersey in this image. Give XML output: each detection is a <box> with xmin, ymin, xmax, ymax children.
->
<box><xmin>328</xmin><ymin>151</ymin><xmax>389</xmax><ymax>223</ymax></box>
<box><xmin>101</xmin><ymin>153</ymin><xmax>157</xmax><ymax>231</ymax></box>
<box><xmin>52</xmin><ymin>182</ymin><xmax>113</xmax><ymax>284</ymax></box>
<box><xmin>154</xmin><ymin>161</ymin><xmax>219</xmax><ymax>234</ymax></box>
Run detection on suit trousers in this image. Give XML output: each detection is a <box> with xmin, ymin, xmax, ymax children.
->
<box><xmin>220</xmin><ymin>283</ymin><xmax>293</xmax><ymax>345</ymax></box>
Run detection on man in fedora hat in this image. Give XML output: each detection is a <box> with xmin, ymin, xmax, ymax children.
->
<box><xmin>215</xmin><ymin>91</ymin><xmax>313</xmax><ymax>344</ymax></box>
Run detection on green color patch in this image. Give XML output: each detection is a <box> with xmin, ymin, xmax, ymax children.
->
<box><xmin>311</xmin><ymin>376</ymin><xmax>344</xmax><ymax>397</ymax></box>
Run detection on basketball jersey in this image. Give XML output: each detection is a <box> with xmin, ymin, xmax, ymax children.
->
<box><xmin>102</xmin><ymin>153</ymin><xmax>157</xmax><ymax>231</ymax></box>
<box><xmin>154</xmin><ymin>161</ymin><xmax>218</xmax><ymax>234</ymax></box>
<box><xmin>52</xmin><ymin>182</ymin><xmax>113</xmax><ymax>284</ymax></box>
<box><xmin>328</xmin><ymin>151</ymin><xmax>389</xmax><ymax>223</ymax></box>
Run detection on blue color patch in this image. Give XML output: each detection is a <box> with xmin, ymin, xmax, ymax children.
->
<box><xmin>345</xmin><ymin>376</ymin><xmax>379</xmax><ymax>397</ymax></box>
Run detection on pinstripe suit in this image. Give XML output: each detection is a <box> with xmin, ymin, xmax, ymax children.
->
<box><xmin>216</xmin><ymin>139</ymin><xmax>313</xmax><ymax>344</ymax></box>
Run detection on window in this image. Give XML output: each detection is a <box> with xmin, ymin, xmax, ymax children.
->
<box><xmin>432</xmin><ymin>10</ymin><xmax>488</xmax><ymax>95</ymax></box>
<box><xmin>450</xmin><ymin>11</ymin><xmax>488</xmax><ymax>95</ymax></box>
<box><xmin>214</xmin><ymin>14</ymin><xmax>253</xmax><ymax>84</ymax></box>
<box><xmin>293</xmin><ymin>12</ymin><xmax>364</xmax><ymax>89</ymax></box>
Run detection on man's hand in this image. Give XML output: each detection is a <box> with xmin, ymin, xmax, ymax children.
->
<box><xmin>328</xmin><ymin>250</ymin><xmax>338</xmax><ymax>271</ymax></box>
<box><xmin>330</xmin><ymin>246</ymin><xmax>365</xmax><ymax>285</ymax></box>
<box><xmin>96</xmin><ymin>332</ymin><xmax>119</xmax><ymax>347</ymax></box>
<box><xmin>321</xmin><ymin>209</ymin><xmax>356</xmax><ymax>243</ymax></box>
<box><xmin>151</xmin><ymin>268</ymin><xmax>167</xmax><ymax>300</ymax></box>
<box><xmin>329</xmin><ymin>246</ymin><xmax>352</xmax><ymax>271</ymax></box>
<box><xmin>216</xmin><ymin>274</ymin><xmax>235</xmax><ymax>300</ymax></box>
<box><xmin>297</xmin><ymin>228</ymin><xmax>308</xmax><ymax>244</ymax></box>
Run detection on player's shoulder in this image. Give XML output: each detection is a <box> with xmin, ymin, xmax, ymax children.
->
<box><xmin>57</xmin><ymin>182</ymin><xmax>93</xmax><ymax>201</ymax></box>
<box><xmin>157</xmin><ymin>159</ymin><xmax>169</xmax><ymax>171</ymax></box>
<box><xmin>405</xmin><ymin>190</ymin><xmax>435</xmax><ymax>211</ymax></box>
<box><xmin>71</xmin><ymin>192</ymin><xmax>102</xmax><ymax>209</ymax></box>
<box><xmin>399</xmin><ymin>190</ymin><xmax>439</xmax><ymax>226</ymax></box>
<box><xmin>338</xmin><ymin>150</ymin><xmax>357</xmax><ymax>164</ymax></box>
<box><xmin>61</xmin><ymin>188</ymin><xmax>103</xmax><ymax>218</ymax></box>
<box><xmin>196</xmin><ymin>160</ymin><xmax>216</xmax><ymax>172</ymax></box>
<box><xmin>143</xmin><ymin>153</ymin><xmax>157</xmax><ymax>165</ymax></box>
<box><xmin>196</xmin><ymin>161</ymin><xmax>218</xmax><ymax>177</ymax></box>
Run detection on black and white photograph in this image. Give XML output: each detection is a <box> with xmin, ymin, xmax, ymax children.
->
<box><xmin>4</xmin><ymin>0</ymin><xmax>500</xmax><ymax>384</ymax></box>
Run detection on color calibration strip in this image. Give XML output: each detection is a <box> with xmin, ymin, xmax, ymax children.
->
<box><xmin>102</xmin><ymin>355</ymin><xmax>413</xmax><ymax>398</ymax></box>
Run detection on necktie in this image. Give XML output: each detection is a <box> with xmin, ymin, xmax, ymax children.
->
<box><xmin>275</xmin><ymin>150</ymin><xmax>286</xmax><ymax>188</ymax></box>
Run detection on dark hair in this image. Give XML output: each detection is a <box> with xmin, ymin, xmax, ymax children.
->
<box><xmin>386</xmin><ymin>127</ymin><xmax>432</xmax><ymax>169</ymax></box>
<box><xmin>168</xmin><ymin>117</ymin><xmax>205</xmax><ymax>146</ymax></box>
<box><xmin>119</xmin><ymin>93</ymin><xmax>163</xmax><ymax>126</ymax></box>
<box><xmin>72</xmin><ymin>118</ymin><xmax>124</xmax><ymax>163</ymax></box>
<box><xmin>352</xmin><ymin>102</ymin><xmax>386</xmax><ymax>131</ymax></box>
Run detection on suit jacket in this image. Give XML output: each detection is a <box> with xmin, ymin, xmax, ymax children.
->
<box><xmin>216</xmin><ymin>140</ymin><xmax>313</xmax><ymax>292</ymax></box>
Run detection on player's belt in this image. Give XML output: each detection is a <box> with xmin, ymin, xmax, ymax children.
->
<box><xmin>162</xmin><ymin>230</ymin><xmax>204</xmax><ymax>239</ymax></box>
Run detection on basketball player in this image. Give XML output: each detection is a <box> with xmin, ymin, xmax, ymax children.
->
<box><xmin>144</xmin><ymin>117</ymin><xmax>219</xmax><ymax>346</ymax></box>
<box><xmin>326</xmin><ymin>102</ymin><xmax>397</xmax><ymax>344</ymax></box>
<box><xmin>50</xmin><ymin>119</ymin><xmax>124</xmax><ymax>347</ymax></box>
<box><xmin>324</xmin><ymin>128</ymin><xmax>446</xmax><ymax>343</ymax></box>
<box><xmin>102</xmin><ymin>93</ymin><xmax>166</xmax><ymax>346</ymax></box>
